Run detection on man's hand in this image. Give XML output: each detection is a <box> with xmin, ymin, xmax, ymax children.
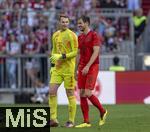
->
<box><xmin>50</xmin><ymin>54</ymin><xmax>62</xmax><ymax>62</ymax></box>
<box><xmin>82</xmin><ymin>65</ymin><xmax>89</xmax><ymax>76</ymax></box>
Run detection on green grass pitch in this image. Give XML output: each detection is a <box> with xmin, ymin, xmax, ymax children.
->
<box><xmin>1</xmin><ymin>104</ymin><xmax>150</xmax><ymax>132</ymax></box>
<box><xmin>51</xmin><ymin>104</ymin><xmax>150</xmax><ymax>132</ymax></box>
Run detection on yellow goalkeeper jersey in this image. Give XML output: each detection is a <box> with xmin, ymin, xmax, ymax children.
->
<box><xmin>51</xmin><ymin>29</ymin><xmax>78</xmax><ymax>74</ymax></box>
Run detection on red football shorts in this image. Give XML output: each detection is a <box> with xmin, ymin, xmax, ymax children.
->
<box><xmin>78</xmin><ymin>64</ymin><xmax>99</xmax><ymax>90</ymax></box>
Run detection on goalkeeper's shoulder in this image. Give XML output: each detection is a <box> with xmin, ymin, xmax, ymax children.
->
<box><xmin>52</xmin><ymin>30</ymin><xmax>61</xmax><ymax>38</ymax></box>
<box><xmin>68</xmin><ymin>29</ymin><xmax>78</xmax><ymax>38</ymax></box>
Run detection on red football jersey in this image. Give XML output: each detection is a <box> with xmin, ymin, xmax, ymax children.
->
<box><xmin>78</xmin><ymin>30</ymin><xmax>102</xmax><ymax>66</ymax></box>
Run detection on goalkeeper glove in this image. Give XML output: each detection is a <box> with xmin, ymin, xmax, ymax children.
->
<box><xmin>49</xmin><ymin>57</ymin><xmax>55</xmax><ymax>64</ymax></box>
<box><xmin>50</xmin><ymin>54</ymin><xmax>62</xmax><ymax>62</ymax></box>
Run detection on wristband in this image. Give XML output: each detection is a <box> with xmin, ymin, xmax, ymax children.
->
<box><xmin>51</xmin><ymin>63</ymin><xmax>55</xmax><ymax>67</ymax></box>
<box><xmin>62</xmin><ymin>54</ymin><xmax>66</xmax><ymax>59</ymax></box>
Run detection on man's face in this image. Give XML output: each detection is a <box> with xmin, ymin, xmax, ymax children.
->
<box><xmin>60</xmin><ymin>17</ymin><xmax>69</xmax><ymax>30</ymax></box>
<box><xmin>77</xmin><ymin>19</ymin><xmax>86</xmax><ymax>32</ymax></box>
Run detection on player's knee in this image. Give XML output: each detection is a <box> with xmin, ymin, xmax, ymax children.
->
<box><xmin>80</xmin><ymin>90</ymin><xmax>86</xmax><ymax>97</ymax></box>
<box><xmin>84</xmin><ymin>90</ymin><xmax>92</xmax><ymax>97</ymax></box>
<box><xmin>86</xmin><ymin>93</ymin><xmax>92</xmax><ymax>98</ymax></box>
<box><xmin>49</xmin><ymin>84</ymin><xmax>60</xmax><ymax>96</ymax></box>
<box><xmin>49</xmin><ymin>88</ymin><xmax>57</xmax><ymax>96</ymax></box>
<box><xmin>66</xmin><ymin>89</ymin><xmax>74</xmax><ymax>97</ymax></box>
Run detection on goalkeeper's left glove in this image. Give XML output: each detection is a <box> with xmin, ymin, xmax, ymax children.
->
<box><xmin>50</xmin><ymin>54</ymin><xmax>62</xmax><ymax>62</ymax></box>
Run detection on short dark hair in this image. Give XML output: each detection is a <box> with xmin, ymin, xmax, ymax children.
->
<box><xmin>59</xmin><ymin>14</ymin><xmax>69</xmax><ymax>21</ymax></box>
<box><xmin>78</xmin><ymin>15</ymin><xmax>90</xmax><ymax>25</ymax></box>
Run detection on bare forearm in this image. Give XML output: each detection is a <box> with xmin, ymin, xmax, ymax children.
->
<box><xmin>86</xmin><ymin>52</ymin><xmax>98</xmax><ymax>67</ymax></box>
<box><xmin>86</xmin><ymin>47</ymin><xmax>100</xmax><ymax>68</ymax></box>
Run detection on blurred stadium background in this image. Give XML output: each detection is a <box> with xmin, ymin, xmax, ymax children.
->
<box><xmin>0</xmin><ymin>0</ymin><xmax>150</xmax><ymax>131</ymax></box>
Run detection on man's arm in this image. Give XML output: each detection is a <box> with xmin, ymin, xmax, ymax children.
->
<box><xmin>50</xmin><ymin>31</ymin><xmax>78</xmax><ymax>61</ymax></box>
<box><xmin>65</xmin><ymin>31</ymin><xmax>78</xmax><ymax>59</ymax></box>
<box><xmin>86</xmin><ymin>46</ymin><xmax>100</xmax><ymax>67</ymax></box>
<box><xmin>50</xmin><ymin>34</ymin><xmax>57</xmax><ymax>64</ymax></box>
<box><xmin>82</xmin><ymin>46</ymin><xmax>100</xmax><ymax>75</ymax></box>
<box><xmin>51</xmin><ymin>34</ymin><xmax>56</xmax><ymax>55</ymax></box>
<box><xmin>75</xmin><ymin>49</ymin><xmax>80</xmax><ymax>80</ymax></box>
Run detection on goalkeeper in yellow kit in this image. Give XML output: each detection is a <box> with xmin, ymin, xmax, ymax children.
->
<box><xmin>49</xmin><ymin>15</ymin><xmax>78</xmax><ymax>128</ymax></box>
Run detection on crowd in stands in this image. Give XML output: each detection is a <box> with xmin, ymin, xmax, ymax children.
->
<box><xmin>0</xmin><ymin>0</ymin><xmax>148</xmax><ymax>103</ymax></box>
<box><xmin>0</xmin><ymin>0</ymin><xmax>140</xmax><ymax>13</ymax></box>
<box><xmin>0</xmin><ymin>1</ymin><xmax>50</xmax><ymax>104</ymax></box>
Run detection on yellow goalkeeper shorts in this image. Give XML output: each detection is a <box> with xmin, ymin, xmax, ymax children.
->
<box><xmin>50</xmin><ymin>68</ymin><xmax>75</xmax><ymax>89</ymax></box>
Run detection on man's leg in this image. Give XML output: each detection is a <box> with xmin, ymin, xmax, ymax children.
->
<box><xmin>66</xmin><ymin>89</ymin><xmax>76</xmax><ymax>127</ymax></box>
<box><xmin>75</xmin><ymin>89</ymin><xmax>91</xmax><ymax>128</ymax></box>
<box><xmin>87</xmin><ymin>92</ymin><xmax>107</xmax><ymax>126</ymax></box>
<box><xmin>64</xmin><ymin>74</ymin><xmax>76</xmax><ymax>127</ymax></box>
<box><xmin>85</xmin><ymin>89</ymin><xmax>107</xmax><ymax>126</ymax></box>
<box><xmin>75</xmin><ymin>68</ymin><xmax>92</xmax><ymax>128</ymax></box>
<box><xmin>85</xmin><ymin>64</ymin><xmax>107</xmax><ymax>126</ymax></box>
<box><xmin>85</xmin><ymin>66</ymin><xmax>106</xmax><ymax>118</ymax></box>
<box><xmin>77</xmin><ymin>69</ymin><xmax>90</xmax><ymax>123</ymax></box>
<box><xmin>81</xmin><ymin>89</ymin><xmax>107</xmax><ymax>126</ymax></box>
<box><xmin>49</xmin><ymin>68</ymin><xmax>63</xmax><ymax>126</ymax></box>
<box><xmin>49</xmin><ymin>83</ymin><xmax>60</xmax><ymax>122</ymax></box>
<box><xmin>87</xmin><ymin>92</ymin><xmax>105</xmax><ymax>116</ymax></box>
<box><xmin>80</xmin><ymin>89</ymin><xmax>89</xmax><ymax>123</ymax></box>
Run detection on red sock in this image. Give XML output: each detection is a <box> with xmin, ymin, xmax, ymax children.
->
<box><xmin>80</xmin><ymin>97</ymin><xmax>89</xmax><ymax>123</ymax></box>
<box><xmin>88</xmin><ymin>95</ymin><xmax>105</xmax><ymax>116</ymax></box>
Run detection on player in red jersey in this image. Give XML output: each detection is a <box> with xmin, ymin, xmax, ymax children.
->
<box><xmin>75</xmin><ymin>15</ymin><xmax>107</xmax><ymax>128</ymax></box>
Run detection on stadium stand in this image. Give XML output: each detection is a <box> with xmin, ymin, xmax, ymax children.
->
<box><xmin>135</xmin><ymin>12</ymin><xmax>150</xmax><ymax>70</ymax></box>
<box><xmin>142</xmin><ymin>0</ymin><xmax>150</xmax><ymax>15</ymax></box>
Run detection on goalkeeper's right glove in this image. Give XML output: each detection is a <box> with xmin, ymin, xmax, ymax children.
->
<box><xmin>50</xmin><ymin>54</ymin><xmax>62</xmax><ymax>62</ymax></box>
<box><xmin>49</xmin><ymin>57</ymin><xmax>55</xmax><ymax>64</ymax></box>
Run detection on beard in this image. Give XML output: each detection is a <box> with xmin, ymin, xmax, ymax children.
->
<box><xmin>79</xmin><ymin>27</ymin><xmax>85</xmax><ymax>32</ymax></box>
